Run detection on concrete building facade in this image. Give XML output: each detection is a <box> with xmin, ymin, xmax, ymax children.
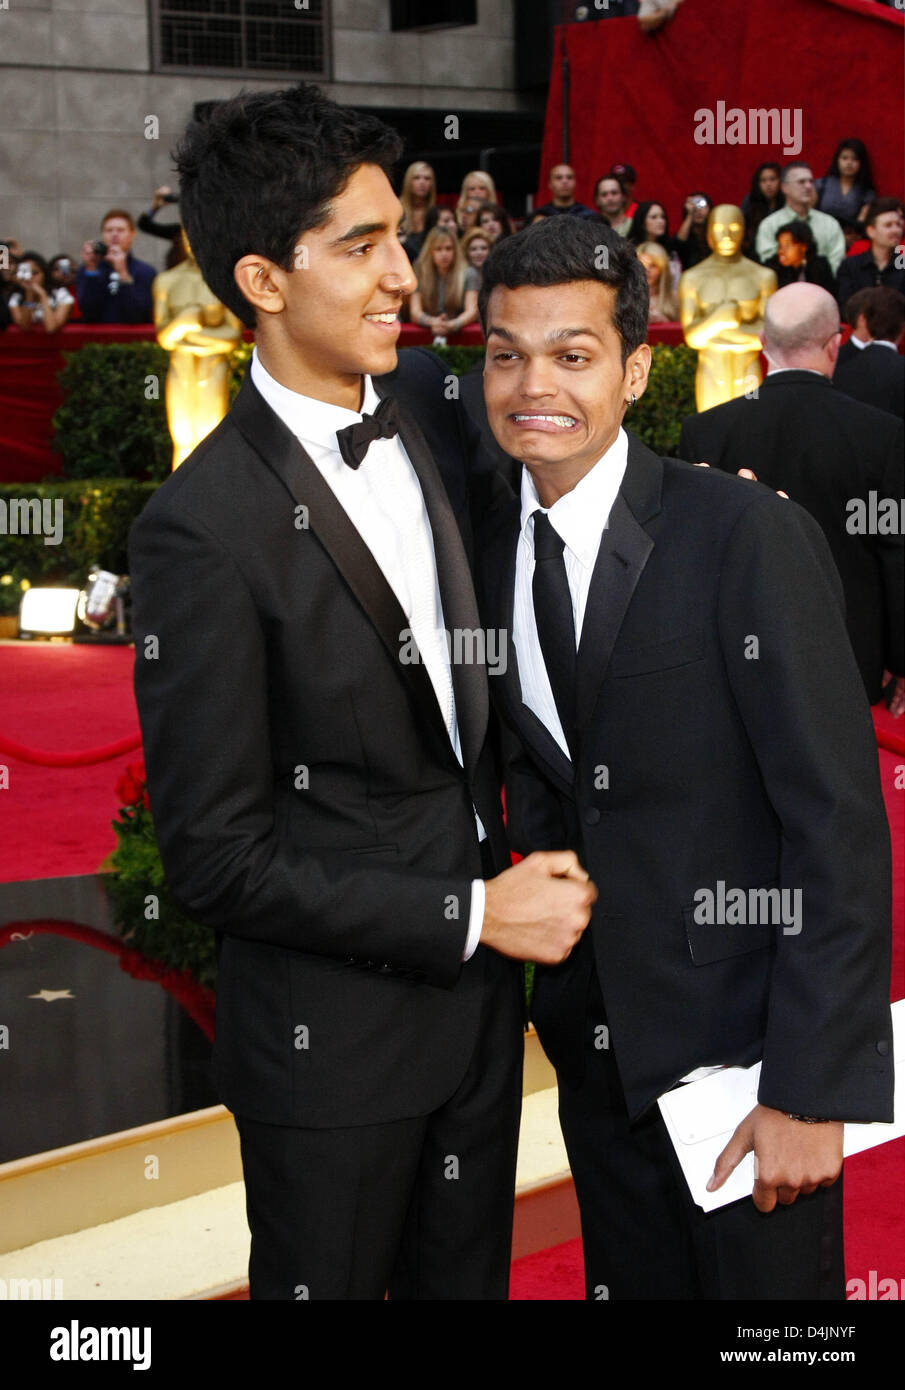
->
<box><xmin>1</xmin><ymin>0</ymin><xmax>529</xmax><ymax>268</ymax></box>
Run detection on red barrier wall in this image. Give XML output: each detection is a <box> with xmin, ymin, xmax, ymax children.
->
<box><xmin>539</xmin><ymin>0</ymin><xmax>903</xmax><ymax>224</ymax></box>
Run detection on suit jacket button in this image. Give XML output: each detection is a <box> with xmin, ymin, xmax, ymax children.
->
<box><xmin>876</xmin><ymin>1039</ymin><xmax>890</xmax><ymax>1056</ymax></box>
<box><xmin>584</xmin><ymin>807</ymin><xmax>601</xmax><ymax>826</ymax></box>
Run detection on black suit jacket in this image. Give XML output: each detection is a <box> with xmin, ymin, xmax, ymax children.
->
<box><xmin>129</xmin><ymin>349</ymin><xmax>518</xmax><ymax>1128</ymax></box>
<box><xmin>479</xmin><ymin>434</ymin><xmax>894</xmax><ymax>1124</ymax></box>
<box><xmin>833</xmin><ymin>342</ymin><xmax>905</xmax><ymax>420</ymax></box>
<box><xmin>679</xmin><ymin>371</ymin><xmax>904</xmax><ymax>702</ymax></box>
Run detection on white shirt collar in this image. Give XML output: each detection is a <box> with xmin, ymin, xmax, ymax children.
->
<box><xmin>519</xmin><ymin>427</ymin><xmax>629</xmax><ymax>570</ymax></box>
<box><xmin>249</xmin><ymin>346</ymin><xmax>378</xmax><ymax>452</ymax></box>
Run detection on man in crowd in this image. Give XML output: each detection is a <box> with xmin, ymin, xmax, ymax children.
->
<box><xmin>533</xmin><ymin>164</ymin><xmax>593</xmax><ymax>219</ymax></box>
<box><xmin>756</xmin><ymin>163</ymin><xmax>846</xmax><ymax>273</ymax></box>
<box><xmin>610</xmin><ymin>163</ymin><xmax>638</xmax><ymax>220</ymax></box>
<box><xmin>836</xmin><ymin>198</ymin><xmax>905</xmax><ymax>304</ymax></box>
<box><xmin>129</xmin><ymin>82</ymin><xmax>594</xmax><ymax>1301</ymax></box>
<box><xmin>680</xmin><ymin>282</ymin><xmax>904</xmax><ymax>713</ymax></box>
<box><xmin>477</xmin><ymin>217</ymin><xmax>894</xmax><ymax>1300</ymax></box>
<box><xmin>593</xmin><ymin>175</ymin><xmax>632</xmax><ymax>236</ymax></box>
<box><xmin>834</xmin><ymin>286</ymin><xmax>904</xmax><ymax>419</ymax></box>
<box><xmin>75</xmin><ymin>209</ymin><xmax>156</xmax><ymax>323</ymax></box>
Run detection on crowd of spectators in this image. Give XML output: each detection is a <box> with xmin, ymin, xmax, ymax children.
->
<box><xmin>2</xmin><ymin>136</ymin><xmax>902</xmax><ymax>347</ymax></box>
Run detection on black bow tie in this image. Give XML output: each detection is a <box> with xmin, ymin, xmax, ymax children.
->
<box><xmin>336</xmin><ymin>396</ymin><xmax>400</xmax><ymax>469</ymax></box>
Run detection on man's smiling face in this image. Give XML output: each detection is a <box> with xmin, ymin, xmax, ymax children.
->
<box><xmin>483</xmin><ymin>281</ymin><xmax>651</xmax><ymax>502</ymax></box>
<box><xmin>240</xmin><ymin>162</ymin><xmax>416</xmax><ymax>406</ymax></box>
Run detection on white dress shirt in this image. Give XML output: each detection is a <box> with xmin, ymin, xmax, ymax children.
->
<box><xmin>250</xmin><ymin>349</ymin><xmax>485</xmax><ymax>958</ymax></box>
<box><xmin>513</xmin><ymin>428</ymin><xmax>628</xmax><ymax>757</ymax></box>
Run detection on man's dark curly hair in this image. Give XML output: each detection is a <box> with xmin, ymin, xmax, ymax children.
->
<box><xmin>478</xmin><ymin>217</ymin><xmax>649</xmax><ymax>366</ymax></box>
<box><xmin>173</xmin><ymin>83</ymin><xmax>403</xmax><ymax>328</ymax></box>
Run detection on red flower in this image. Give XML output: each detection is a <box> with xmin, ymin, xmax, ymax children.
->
<box><xmin>117</xmin><ymin>771</ymin><xmax>143</xmax><ymax>806</ymax></box>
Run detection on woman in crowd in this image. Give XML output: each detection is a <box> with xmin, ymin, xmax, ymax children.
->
<box><xmin>674</xmin><ymin>191</ymin><xmax>713</xmax><ymax>269</ymax></box>
<box><xmin>817</xmin><ymin>138</ymin><xmax>875</xmax><ymax>226</ymax></box>
<box><xmin>7</xmin><ymin>250</ymin><xmax>74</xmax><ymax>332</ymax></box>
<box><xmin>628</xmin><ymin>201</ymin><xmax>682</xmax><ymax>292</ymax></box>
<box><xmin>740</xmin><ymin>162</ymin><xmax>783</xmax><ymax>255</ymax></box>
<box><xmin>476</xmin><ymin>201</ymin><xmax>513</xmax><ymax>243</ymax></box>
<box><xmin>399</xmin><ymin>161</ymin><xmax>437</xmax><ymax>257</ymax></box>
<box><xmin>763</xmin><ymin>220</ymin><xmax>837</xmax><ymax>294</ymax></box>
<box><xmin>460</xmin><ymin>228</ymin><xmax>493</xmax><ymax>284</ymax></box>
<box><xmin>456</xmin><ymin>170</ymin><xmax>497</xmax><ymax>234</ymax></box>
<box><xmin>636</xmin><ymin>241</ymin><xmax>678</xmax><ymax>322</ymax></box>
<box><xmin>435</xmin><ymin>206</ymin><xmax>460</xmax><ymax>235</ymax></box>
<box><xmin>409</xmin><ymin>227</ymin><xmax>479</xmax><ymax>338</ymax></box>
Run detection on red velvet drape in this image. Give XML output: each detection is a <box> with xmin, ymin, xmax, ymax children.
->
<box><xmin>538</xmin><ymin>0</ymin><xmax>904</xmax><ymax>223</ymax></box>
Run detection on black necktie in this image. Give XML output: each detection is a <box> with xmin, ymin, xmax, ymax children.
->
<box><xmin>532</xmin><ymin>510</ymin><xmax>577</xmax><ymax>756</ymax></box>
<box><xmin>335</xmin><ymin>396</ymin><xmax>400</xmax><ymax>469</ymax></box>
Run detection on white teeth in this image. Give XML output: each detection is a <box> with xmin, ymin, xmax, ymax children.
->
<box><xmin>366</xmin><ymin>313</ymin><xmax>397</xmax><ymax>323</ymax></box>
<box><xmin>513</xmin><ymin>414</ymin><xmax>576</xmax><ymax>427</ymax></box>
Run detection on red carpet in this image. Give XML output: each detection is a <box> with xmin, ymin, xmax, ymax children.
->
<box><xmin>1</xmin><ymin>643</ymin><xmax>901</xmax><ymax>1298</ymax></box>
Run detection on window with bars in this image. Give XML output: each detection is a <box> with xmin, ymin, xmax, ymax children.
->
<box><xmin>153</xmin><ymin>0</ymin><xmax>329</xmax><ymax>77</ymax></box>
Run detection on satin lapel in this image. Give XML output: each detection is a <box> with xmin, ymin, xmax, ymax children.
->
<box><xmin>229</xmin><ymin>375</ymin><xmax>457</xmax><ymax>769</ymax></box>
<box><xmin>575</xmin><ymin>437</ymin><xmax>662</xmax><ymax>733</ymax></box>
<box><xmin>481</xmin><ymin>498</ymin><xmax>574</xmax><ymax>797</ymax></box>
<box><xmin>382</xmin><ymin>389</ymin><xmax>489</xmax><ymax>780</ymax></box>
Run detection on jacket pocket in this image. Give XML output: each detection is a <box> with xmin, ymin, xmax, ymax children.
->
<box><xmin>609</xmin><ymin>629</ymin><xmax>703</xmax><ymax>678</ymax></box>
<box><xmin>682</xmin><ymin>890</ymin><xmax>776</xmax><ymax>966</ymax></box>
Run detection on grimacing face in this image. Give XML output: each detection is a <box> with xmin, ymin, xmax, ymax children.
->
<box><xmin>483</xmin><ymin>280</ymin><xmax>650</xmax><ymax>492</ymax></box>
<box><xmin>708</xmin><ymin>205</ymin><xmax>745</xmax><ymax>257</ymax></box>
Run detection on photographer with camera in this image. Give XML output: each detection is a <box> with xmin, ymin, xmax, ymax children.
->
<box><xmin>675</xmin><ymin>189</ymin><xmax>714</xmax><ymax>268</ymax></box>
<box><xmin>8</xmin><ymin>250</ymin><xmax>74</xmax><ymax>333</ymax></box>
<box><xmin>75</xmin><ymin>209</ymin><xmax>156</xmax><ymax>323</ymax></box>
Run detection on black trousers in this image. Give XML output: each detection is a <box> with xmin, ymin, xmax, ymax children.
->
<box><xmin>234</xmin><ymin>950</ymin><xmax>524</xmax><ymax>1300</ymax></box>
<box><xmin>550</xmin><ymin>965</ymin><xmax>845</xmax><ymax>1301</ymax></box>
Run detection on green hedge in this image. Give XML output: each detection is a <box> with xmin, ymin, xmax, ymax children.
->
<box><xmin>53</xmin><ymin>343</ymin><xmax>173</xmax><ymax>481</ymax></box>
<box><xmin>0</xmin><ymin>480</ymin><xmax>156</xmax><ymax>615</ymax></box>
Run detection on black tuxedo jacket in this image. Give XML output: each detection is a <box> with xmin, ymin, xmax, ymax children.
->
<box><xmin>833</xmin><ymin>342</ymin><xmax>905</xmax><ymax>420</ymax></box>
<box><xmin>679</xmin><ymin>371</ymin><xmax>904</xmax><ymax>702</ymax></box>
<box><xmin>129</xmin><ymin>349</ymin><xmax>518</xmax><ymax>1128</ymax></box>
<box><xmin>479</xmin><ymin>434</ymin><xmax>894</xmax><ymax>1123</ymax></box>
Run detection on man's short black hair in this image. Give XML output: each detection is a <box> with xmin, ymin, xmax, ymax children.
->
<box><xmin>865</xmin><ymin>196</ymin><xmax>904</xmax><ymax>227</ymax></box>
<box><xmin>173</xmin><ymin>83</ymin><xmax>403</xmax><ymax>328</ymax></box>
<box><xmin>478</xmin><ymin>217</ymin><xmax>648</xmax><ymax>366</ymax></box>
<box><xmin>778</xmin><ymin>219</ymin><xmax>816</xmax><ymax>253</ymax></box>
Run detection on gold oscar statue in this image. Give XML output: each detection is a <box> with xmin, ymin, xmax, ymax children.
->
<box><xmin>679</xmin><ymin>204</ymin><xmax>777</xmax><ymax>411</ymax></box>
<box><xmin>153</xmin><ymin>232</ymin><xmax>243</xmax><ymax>469</ymax></box>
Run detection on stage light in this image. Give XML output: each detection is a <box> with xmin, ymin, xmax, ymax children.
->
<box><xmin>18</xmin><ymin>587</ymin><xmax>80</xmax><ymax>637</ymax></box>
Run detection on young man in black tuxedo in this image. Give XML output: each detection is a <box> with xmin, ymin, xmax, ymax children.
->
<box><xmin>128</xmin><ymin>85</ymin><xmax>596</xmax><ymax>1300</ymax></box>
<box><xmin>476</xmin><ymin>218</ymin><xmax>894</xmax><ymax>1299</ymax></box>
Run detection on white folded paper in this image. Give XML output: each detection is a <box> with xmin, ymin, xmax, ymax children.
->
<box><xmin>657</xmin><ymin>998</ymin><xmax>904</xmax><ymax>1211</ymax></box>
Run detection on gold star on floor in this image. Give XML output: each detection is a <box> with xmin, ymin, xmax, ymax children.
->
<box><xmin>28</xmin><ymin>989</ymin><xmax>75</xmax><ymax>1002</ymax></box>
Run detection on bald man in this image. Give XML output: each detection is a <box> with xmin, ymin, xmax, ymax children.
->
<box><xmin>680</xmin><ymin>282</ymin><xmax>904</xmax><ymax>713</ymax></box>
<box><xmin>533</xmin><ymin>164</ymin><xmax>593</xmax><ymax>219</ymax></box>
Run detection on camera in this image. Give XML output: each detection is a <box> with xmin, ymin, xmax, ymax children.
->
<box><xmin>18</xmin><ymin>264</ymin><xmax>32</xmax><ymax>282</ymax></box>
<box><xmin>92</xmin><ymin>240</ymin><xmax>108</xmax><ymax>257</ymax></box>
<box><xmin>162</xmin><ymin>192</ymin><xmax>180</xmax><ymax>204</ymax></box>
<box><xmin>692</xmin><ymin>197</ymin><xmax>708</xmax><ymax>211</ymax></box>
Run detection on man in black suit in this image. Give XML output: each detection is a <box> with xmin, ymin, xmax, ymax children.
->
<box><xmin>834</xmin><ymin>286</ymin><xmax>905</xmax><ymax>420</ymax></box>
<box><xmin>680</xmin><ymin>281</ymin><xmax>904</xmax><ymax>713</ymax></box>
<box><xmin>836</xmin><ymin>198</ymin><xmax>905</xmax><ymax>305</ymax></box>
<box><xmin>477</xmin><ymin>219</ymin><xmax>894</xmax><ymax>1299</ymax></box>
<box><xmin>128</xmin><ymin>85</ymin><xmax>596</xmax><ymax>1301</ymax></box>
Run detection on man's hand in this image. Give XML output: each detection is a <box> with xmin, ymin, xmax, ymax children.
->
<box><xmin>106</xmin><ymin>243</ymin><xmax>131</xmax><ymax>281</ymax></box>
<box><xmin>707</xmin><ymin>1103</ymin><xmax>843</xmax><ymax>1213</ymax></box>
<box><xmin>482</xmin><ymin>850</ymin><xmax>597</xmax><ymax>964</ymax></box>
